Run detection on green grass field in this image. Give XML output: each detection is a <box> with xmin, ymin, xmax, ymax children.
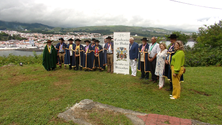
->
<box><xmin>0</xmin><ymin>64</ymin><xmax>221</xmax><ymax>125</ymax></box>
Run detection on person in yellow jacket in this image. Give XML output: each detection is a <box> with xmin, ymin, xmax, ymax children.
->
<box><xmin>170</xmin><ymin>41</ymin><xmax>185</xmax><ymax>99</ymax></box>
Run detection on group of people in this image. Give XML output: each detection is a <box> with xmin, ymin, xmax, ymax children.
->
<box><xmin>129</xmin><ymin>34</ymin><xmax>185</xmax><ymax>99</ymax></box>
<box><xmin>42</xmin><ymin>34</ymin><xmax>185</xmax><ymax>100</ymax></box>
<box><xmin>42</xmin><ymin>36</ymin><xmax>114</xmax><ymax>73</ymax></box>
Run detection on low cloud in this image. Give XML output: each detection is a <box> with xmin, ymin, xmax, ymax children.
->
<box><xmin>0</xmin><ymin>0</ymin><xmax>221</xmax><ymax>32</ymax></box>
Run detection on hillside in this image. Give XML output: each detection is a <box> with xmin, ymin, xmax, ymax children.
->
<box><xmin>0</xmin><ymin>20</ymin><xmax>175</xmax><ymax>37</ymax></box>
<box><xmin>0</xmin><ymin>20</ymin><xmax>53</xmax><ymax>32</ymax></box>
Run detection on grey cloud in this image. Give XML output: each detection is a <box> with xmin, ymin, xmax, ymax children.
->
<box><xmin>0</xmin><ymin>0</ymin><xmax>200</xmax><ymax>31</ymax></box>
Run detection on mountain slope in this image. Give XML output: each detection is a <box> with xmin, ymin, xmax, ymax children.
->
<box><xmin>0</xmin><ymin>20</ymin><xmax>174</xmax><ymax>37</ymax></box>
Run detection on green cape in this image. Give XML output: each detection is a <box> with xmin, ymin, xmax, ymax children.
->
<box><xmin>42</xmin><ymin>45</ymin><xmax>57</xmax><ymax>70</ymax></box>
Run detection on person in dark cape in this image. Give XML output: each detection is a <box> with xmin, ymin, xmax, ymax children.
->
<box><xmin>82</xmin><ymin>40</ymin><xmax>92</xmax><ymax>71</ymax></box>
<box><xmin>65</xmin><ymin>38</ymin><xmax>76</xmax><ymax>70</ymax></box>
<box><xmin>74</xmin><ymin>38</ymin><xmax>84</xmax><ymax>71</ymax></box>
<box><xmin>165</xmin><ymin>34</ymin><xmax>184</xmax><ymax>91</ymax></box>
<box><xmin>56</xmin><ymin>38</ymin><xmax>67</xmax><ymax>68</ymax></box>
<box><xmin>92</xmin><ymin>40</ymin><xmax>104</xmax><ymax>71</ymax></box>
<box><xmin>138</xmin><ymin>38</ymin><xmax>150</xmax><ymax>79</ymax></box>
<box><xmin>103</xmin><ymin>38</ymin><xmax>107</xmax><ymax>70</ymax></box>
<box><xmin>89</xmin><ymin>38</ymin><xmax>96</xmax><ymax>70</ymax></box>
<box><xmin>42</xmin><ymin>40</ymin><xmax>57</xmax><ymax>71</ymax></box>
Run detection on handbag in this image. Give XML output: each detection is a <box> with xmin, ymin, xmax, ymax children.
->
<box><xmin>183</xmin><ymin>67</ymin><xmax>186</xmax><ymax>74</ymax></box>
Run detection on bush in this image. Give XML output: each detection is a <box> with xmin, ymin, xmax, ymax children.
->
<box><xmin>185</xmin><ymin>47</ymin><xmax>222</xmax><ymax>67</ymax></box>
<box><xmin>0</xmin><ymin>52</ymin><xmax>43</xmax><ymax>67</ymax></box>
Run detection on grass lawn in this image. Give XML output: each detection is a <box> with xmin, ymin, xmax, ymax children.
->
<box><xmin>0</xmin><ymin>64</ymin><xmax>221</xmax><ymax>125</ymax></box>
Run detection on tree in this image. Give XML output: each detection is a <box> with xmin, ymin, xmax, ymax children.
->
<box><xmin>191</xmin><ymin>32</ymin><xmax>198</xmax><ymax>41</ymax></box>
<box><xmin>196</xmin><ymin>20</ymin><xmax>222</xmax><ymax>48</ymax></box>
<box><xmin>165</xmin><ymin>31</ymin><xmax>189</xmax><ymax>45</ymax></box>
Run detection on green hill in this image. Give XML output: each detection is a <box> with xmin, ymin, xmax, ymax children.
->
<box><xmin>0</xmin><ymin>20</ymin><xmax>174</xmax><ymax>37</ymax></box>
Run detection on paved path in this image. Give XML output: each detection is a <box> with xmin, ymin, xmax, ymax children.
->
<box><xmin>137</xmin><ymin>114</ymin><xmax>192</xmax><ymax>125</ymax></box>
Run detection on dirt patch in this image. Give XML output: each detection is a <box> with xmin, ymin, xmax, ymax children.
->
<box><xmin>218</xmin><ymin>105</ymin><xmax>222</xmax><ymax>111</ymax></box>
<box><xmin>196</xmin><ymin>103</ymin><xmax>206</xmax><ymax>109</ymax></box>
<box><xmin>189</xmin><ymin>89</ymin><xmax>211</xmax><ymax>96</ymax></box>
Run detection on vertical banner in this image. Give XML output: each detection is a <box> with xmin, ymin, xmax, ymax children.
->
<box><xmin>113</xmin><ymin>32</ymin><xmax>130</xmax><ymax>75</ymax></box>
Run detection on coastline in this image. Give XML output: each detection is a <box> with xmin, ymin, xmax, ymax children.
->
<box><xmin>0</xmin><ymin>48</ymin><xmax>43</xmax><ymax>52</ymax></box>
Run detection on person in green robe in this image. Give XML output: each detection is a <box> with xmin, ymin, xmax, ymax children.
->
<box><xmin>42</xmin><ymin>40</ymin><xmax>57</xmax><ymax>71</ymax></box>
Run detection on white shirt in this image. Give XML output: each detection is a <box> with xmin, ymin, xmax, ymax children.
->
<box><xmin>69</xmin><ymin>45</ymin><xmax>73</xmax><ymax>56</ymax></box>
<box><xmin>149</xmin><ymin>43</ymin><xmax>160</xmax><ymax>58</ymax></box>
<box><xmin>107</xmin><ymin>44</ymin><xmax>112</xmax><ymax>53</ymax></box>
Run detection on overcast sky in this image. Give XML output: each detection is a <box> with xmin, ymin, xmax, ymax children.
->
<box><xmin>0</xmin><ymin>0</ymin><xmax>221</xmax><ymax>31</ymax></box>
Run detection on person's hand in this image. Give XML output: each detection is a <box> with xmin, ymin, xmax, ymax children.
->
<box><xmin>149</xmin><ymin>58</ymin><xmax>153</xmax><ymax>62</ymax></box>
<box><xmin>148</xmin><ymin>58</ymin><xmax>151</xmax><ymax>62</ymax></box>
<box><xmin>173</xmin><ymin>73</ymin><xmax>177</xmax><ymax>77</ymax></box>
<box><xmin>135</xmin><ymin>58</ymin><xmax>137</xmax><ymax>61</ymax></box>
<box><xmin>165</xmin><ymin>60</ymin><xmax>169</xmax><ymax>64</ymax></box>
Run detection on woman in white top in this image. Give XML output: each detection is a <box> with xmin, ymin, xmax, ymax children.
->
<box><xmin>155</xmin><ymin>43</ymin><xmax>167</xmax><ymax>89</ymax></box>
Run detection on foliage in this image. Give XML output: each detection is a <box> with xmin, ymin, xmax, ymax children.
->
<box><xmin>165</xmin><ymin>31</ymin><xmax>189</xmax><ymax>45</ymax></box>
<box><xmin>0</xmin><ymin>51</ymin><xmax>42</xmax><ymax>67</ymax></box>
<box><xmin>196</xmin><ymin>20</ymin><xmax>222</xmax><ymax>48</ymax></box>
<box><xmin>0</xmin><ymin>32</ymin><xmax>27</xmax><ymax>41</ymax></box>
<box><xmin>185</xmin><ymin>20</ymin><xmax>222</xmax><ymax>67</ymax></box>
<box><xmin>0</xmin><ymin>65</ymin><xmax>221</xmax><ymax>124</ymax></box>
<box><xmin>185</xmin><ymin>47</ymin><xmax>222</xmax><ymax>67</ymax></box>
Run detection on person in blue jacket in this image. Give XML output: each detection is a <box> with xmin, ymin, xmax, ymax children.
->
<box><xmin>129</xmin><ymin>37</ymin><xmax>139</xmax><ymax>77</ymax></box>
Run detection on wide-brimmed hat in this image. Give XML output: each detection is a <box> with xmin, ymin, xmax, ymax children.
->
<box><xmin>141</xmin><ymin>38</ymin><xmax>148</xmax><ymax>41</ymax></box>
<box><xmin>68</xmin><ymin>38</ymin><xmax>74</xmax><ymax>41</ymax></box>
<box><xmin>95</xmin><ymin>40</ymin><xmax>100</xmax><ymax>43</ymax></box>
<box><xmin>75</xmin><ymin>39</ymin><xmax>81</xmax><ymax>42</ymax></box>
<box><xmin>168</xmin><ymin>34</ymin><xmax>178</xmax><ymax>39</ymax></box>
<box><xmin>92</xmin><ymin>38</ymin><xmax>96</xmax><ymax>41</ymax></box>
<box><xmin>46</xmin><ymin>40</ymin><xmax>52</xmax><ymax>43</ymax></box>
<box><xmin>106</xmin><ymin>36</ymin><xmax>113</xmax><ymax>39</ymax></box>
<box><xmin>59</xmin><ymin>38</ymin><xmax>64</xmax><ymax>41</ymax></box>
<box><xmin>84</xmin><ymin>40</ymin><xmax>91</xmax><ymax>43</ymax></box>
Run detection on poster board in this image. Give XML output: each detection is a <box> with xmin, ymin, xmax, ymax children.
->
<box><xmin>113</xmin><ymin>32</ymin><xmax>130</xmax><ymax>75</ymax></box>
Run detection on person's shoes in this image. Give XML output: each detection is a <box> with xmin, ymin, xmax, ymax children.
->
<box><xmin>169</xmin><ymin>95</ymin><xmax>172</xmax><ymax>97</ymax></box>
<box><xmin>153</xmin><ymin>81</ymin><xmax>157</xmax><ymax>83</ymax></box>
<box><xmin>159</xmin><ymin>87</ymin><xmax>163</xmax><ymax>89</ymax></box>
<box><xmin>170</xmin><ymin>97</ymin><xmax>176</xmax><ymax>99</ymax></box>
<box><xmin>140</xmin><ymin>77</ymin><xmax>144</xmax><ymax>79</ymax></box>
<box><xmin>145</xmin><ymin>78</ymin><xmax>149</xmax><ymax>80</ymax></box>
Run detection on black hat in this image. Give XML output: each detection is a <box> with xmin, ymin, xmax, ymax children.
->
<box><xmin>141</xmin><ymin>38</ymin><xmax>148</xmax><ymax>41</ymax></box>
<box><xmin>95</xmin><ymin>40</ymin><xmax>100</xmax><ymax>43</ymax></box>
<box><xmin>106</xmin><ymin>36</ymin><xmax>113</xmax><ymax>39</ymax></box>
<box><xmin>68</xmin><ymin>38</ymin><xmax>74</xmax><ymax>41</ymax></box>
<box><xmin>59</xmin><ymin>38</ymin><xmax>64</xmax><ymax>41</ymax></box>
<box><xmin>46</xmin><ymin>40</ymin><xmax>52</xmax><ymax>43</ymax></box>
<box><xmin>168</xmin><ymin>34</ymin><xmax>178</xmax><ymax>39</ymax></box>
<box><xmin>84</xmin><ymin>40</ymin><xmax>91</xmax><ymax>43</ymax></box>
<box><xmin>75</xmin><ymin>39</ymin><xmax>81</xmax><ymax>42</ymax></box>
<box><xmin>92</xmin><ymin>38</ymin><xmax>96</xmax><ymax>41</ymax></box>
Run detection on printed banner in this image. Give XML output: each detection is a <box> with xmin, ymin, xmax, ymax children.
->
<box><xmin>113</xmin><ymin>32</ymin><xmax>130</xmax><ymax>75</ymax></box>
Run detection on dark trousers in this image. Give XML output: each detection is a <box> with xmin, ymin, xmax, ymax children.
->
<box><xmin>94</xmin><ymin>57</ymin><xmax>101</xmax><ymax>71</ymax></box>
<box><xmin>69</xmin><ymin>56</ymin><xmax>73</xmax><ymax>69</ymax></box>
<box><xmin>75</xmin><ymin>56</ymin><xmax>82</xmax><ymax>70</ymax></box>
<box><xmin>141</xmin><ymin>62</ymin><xmax>149</xmax><ymax>79</ymax></box>
<box><xmin>149</xmin><ymin>58</ymin><xmax>157</xmax><ymax>81</ymax></box>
